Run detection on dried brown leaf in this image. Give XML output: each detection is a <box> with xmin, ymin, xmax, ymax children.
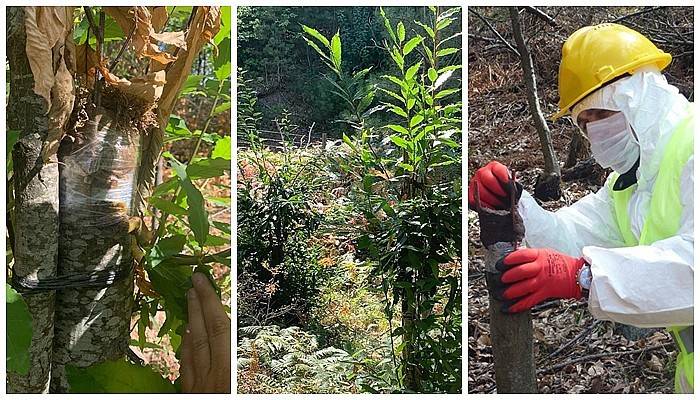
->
<box><xmin>23</xmin><ymin>6</ymin><xmax>74</xmax><ymax>110</ymax></box>
<box><xmin>150</xmin><ymin>6</ymin><xmax>168</xmax><ymax>32</ymax></box>
<box><xmin>157</xmin><ymin>6</ymin><xmax>221</xmax><ymax>122</ymax></box>
<box><xmin>151</xmin><ymin>31</ymin><xmax>187</xmax><ymax>50</ymax></box>
<box><xmin>107</xmin><ymin>70</ymin><xmax>166</xmax><ymax>105</ymax></box>
<box><xmin>104</xmin><ymin>6</ymin><xmax>177</xmax><ymax>65</ymax></box>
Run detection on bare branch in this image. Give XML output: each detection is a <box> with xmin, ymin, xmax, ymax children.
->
<box><xmin>469</xmin><ymin>8</ymin><xmax>520</xmax><ymax>57</ymax></box>
<box><xmin>524</xmin><ymin>6</ymin><xmax>557</xmax><ymax>27</ymax></box>
<box><xmin>610</xmin><ymin>6</ymin><xmax>666</xmax><ymax>23</ymax></box>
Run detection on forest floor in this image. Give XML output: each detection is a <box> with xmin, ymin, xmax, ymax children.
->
<box><xmin>235</xmin><ymin>145</ymin><xmax>462</xmax><ymax>394</ymax></box>
<box><xmin>467</xmin><ymin>53</ymin><xmax>676</xmax><ymax>394</ymax></box>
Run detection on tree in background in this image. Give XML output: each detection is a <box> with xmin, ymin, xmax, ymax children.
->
<box><xmin>237</xmin><ymin>6</ymin><xmax>461</xmax><ymax>137</ymax></box>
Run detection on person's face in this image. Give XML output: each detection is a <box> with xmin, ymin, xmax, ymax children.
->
<box><xmin>576</xmin><ymin>108</ymin><xmax>619</xmax><ymax>136</ymax></box>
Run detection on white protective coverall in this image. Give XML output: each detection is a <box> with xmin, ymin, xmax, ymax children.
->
<box><xmin>517</xmin><ymin>68</ymin><xmax>694</xmax><ymax>328</ymax></box>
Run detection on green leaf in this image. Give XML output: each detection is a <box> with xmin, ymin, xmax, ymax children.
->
<box><xmin>397</xmin><ymin>22</ymin><xmax>405</xmax><ymax>43</ymax></box>
<box><xmin>435</xmin><ymin>88</ymin><xmax>460</xmax><ymax>99</ymax></box>
<box><xmin>389</xmin><ymin>135</ymin><xmax>411</xmax><ymax>150</ymax></box>
<box><xmin>386</xmin><ymin>124</ymin><xmax>409</xmax><ymax>135</ymax></box>
<box><xmin>437</xmin><ymin>48</ymin><xmax>459</xmax><ymax>57</ymax></box>
<box><xmin>186</xmin><ymin>158</ymin><xmax>231</xmax><ymax>180</ymax></box>
<box><xmin>357</xmin><ymin>90</ymin><xmax>375</xmax><ymax>113</ymax></box>
<box><xmin>149</xmin><ymin>198</ymin><xmax>188</xmax><ymax>216</ymax></box>
<box><xmin>212</xmin><ymin>136</ymin><xmax>231</xmax><ymax>160</ymax></box>
<box><xmin>147</xmin><ymin>260</ymin><xmax>195</xmax><ymax>321</ymax></box>
<box><xmin>214</xmin><ymin>36</ymin><xmax>231</xmax><ymax>71</ymax></box>
<box><xmin>204</xmin><ymin>234</ymin><xmax>230</xmax><ymax>247</ymax></box>
<box><xmin>208</xmin><ymin>196</ymin><xmax>231</xmax><ymax>207</ymax></box>
<box><xmin>66</xmin><ymin>359</ymin><xmax>176</xmax><ymax>393</ymax></box>
<box><xmin>342</xmin><ymin>133</ymin><xmax>357</xmax><ymax>152</ymax></box>
<box><xmin>302</xmin><ymin>36</ymin><xmax>331</xmax><ymax>64</ymax></box>
<box><xmin>165</xmin><ymin>115</ymin><xmax>192</xmax><ymax>140</ymax></box>
<box><xmin>213</xmin><ymin>101</ymin><xmax>231</xmax><ymax>116</ymax></box>
<box><xmin>410</xmin><ymin>114</ymin><xmax>425</xmax><ymax>128</ymax></box>
<box><xmin>7</xmin><ymin>284</ymin><xmax>32</xmax><ymax>375</ymax></box>
<box><xmin>301</xmin><ymin>25</ymin><xmax>330</xmax><ymax>48</ymax></box>
<box><xmin>330</xmin><ymin>31</ymin><xmax>342</xmax><ymax>70</ymax></box>
<box><xmin>398</xmin><ymin>162</ymin><xmax>414</xmax><ymax>171</ymax></box>
<box><xmin>402</xmin><ymin>36</ymin><xmax>422</xmax><ymax>55</ymax></box>
<box><xmin>213</xmin><ymin>6</ymin><xmax>231</xmax><ymax>45</ymax></box>
<box><xmin>428</xmin><ymin>68</ymin><xmax>438</xmax><ymax>82</ymax></box>
<box><xmin>212</xmin><ymin>220</ymin><xmax>231</xmax><ymax>235</ymax></box>
<box><xmin>7</xmin><ymin>130</ymin><xmax>19</xmax><ymax>159</ymax></box>
<box><xmin>389</xmin><ymin>48</ymin><xmax>404</xmax><ymax>71</ymax></box>
<box><xmin>180</xmin><ymin>75</ymin><xmax>204</xmax><ymax>95</ymax></box>
<box><xmin>405</xmin><ymin>61</ymin><xmax>422</xmax><ymax>82</ymax></box>
<box><xmin>215</xmin><ymin>62</ymin><xmax>231</xmax><ymax>82</ymax></box>
<box><xmin>172</xmin><ymin>161</ymin><xmax>209</xmax><ymax>247</ymax></box>
<box><xmin>380</xmin><ymin>8</ymin><xmax>397</xmax><ymax>44</ymax></box>
<box><xmin>415</xmin><ymin>21</ymin><xmax>435</xmax><ymax>39</ymax></box>
<box><xmin>151</xmin><ymin>177</ymin><xmax>179</xmax><ymax>197</ymax></box>
<box><xmin>387</xmin><ymin>105</ymin><xmax>408</xmax><ymax>118</ymax></box>
<box><xmin>149</xmin><ymin>235</ymin><xmax>187</xmax><ymax>267</ymax></box>
<box><xmin>436</xmin><ymin>17</ymin><xmax>454</xmax><ymax>31</ymax></box>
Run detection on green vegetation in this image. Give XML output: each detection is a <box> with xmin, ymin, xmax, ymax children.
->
<box><xmin>237</xmin><ymin>6</ymin><xmax>462</xmax><ymax>394</ymax></box>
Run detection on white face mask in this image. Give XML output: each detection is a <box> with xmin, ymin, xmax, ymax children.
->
<box><xmin>585</xmin><ymin>112</ymin><xmax>640</xmax><ymax>174</ymax></box>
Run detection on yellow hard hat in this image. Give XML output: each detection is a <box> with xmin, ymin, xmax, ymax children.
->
<box><xmin>553</xmin><ymin>23</ymin><xmax>671</xmax><ymax>120</ymax></box>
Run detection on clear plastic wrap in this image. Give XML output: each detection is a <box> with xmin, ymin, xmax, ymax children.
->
<box><xmin>60</xmin><ymin>109</ymin><xmax>140</xmax><ymax>227</ymax></box>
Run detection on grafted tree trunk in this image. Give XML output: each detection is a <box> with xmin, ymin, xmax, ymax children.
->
<box><xmin>50</xmin><ymin>108</ymin><xmax>138</xmax><ymax>392</ymax></box>
<box><xmin>510</xmin><ymin>7</ymin><xmax>561</xmax><ymax>201</ymax></box>
<box><xmin>7</xmin><ymin>6</ymin><xmax>59</xmax><ymax>393</ymax></box>
<box><xmin>476</xmin><ymin>183</ymin><xmax>537</xmax><ymax>393</ymax></box>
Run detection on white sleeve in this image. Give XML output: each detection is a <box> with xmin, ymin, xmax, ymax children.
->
<box><xmin>585</xmin><ymin>157</ymin><xmax>694</xmax><ymax>328</ymax></box>
<box><xmin>517</xmin><ymin>183</ymin><xmax>627</xmax><ymax>258</ymax></box>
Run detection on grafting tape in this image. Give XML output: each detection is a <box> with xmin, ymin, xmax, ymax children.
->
<box><xmin>10</xmin><ymin>263</ymin><xmax>133</xmax><ymax>294</ymax></box>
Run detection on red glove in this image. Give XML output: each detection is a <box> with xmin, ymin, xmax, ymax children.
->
<box><xmin>468</xmin><ymin>161</ymin><xmax>518</xmax><ymax>210</ymax></box>
<box><xmin>491</xmin><ymin>248</ymin><xmax>586</xmax><ymax>313</ymax></box>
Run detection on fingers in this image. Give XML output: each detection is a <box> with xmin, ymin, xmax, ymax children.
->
<box><xmin>501</xmin><ymin>261</ymin><xmax>541</xmax><ymax>283</ymax></box>
<box><xmin>476</xmin><ymin>165</ymin><xmax>507</xmax><ymax>197</ymax></box>
<box><xmin>180</xmin><ymin>324</ymin><xmax>195</xmax><ymax>393</ymax></box>
<box><xmin>501</xmin><ymin>277</ymin><xmax>539</xmax><ymax>299</ymax></box>
<box><xmin>487</xmin><ymin>161</ymin><xmax>511</xmax><ymax>185</ymax></box>
<box><xmin>505</xmin><ymin>292</ymin><xmax>545</xmax><ymax>313</ymax></box>
<box><xmin>192</xmin><ymin>273</ymin><xmax>231</xmax><ymax>369</ymax></box>
<box><xmin>501</xmin><ymin>248</ymin><xmax>540</xmax><ymax>267</ymax></box>
<box><xmin>187</xmin><ymin>285</ymin><xmax>211</xmax><ymax>376</ymax></box>
<box><xmin>471</xmin><ymin>180</ymin><xmax>505</xmax><ymax>209</ymax></box>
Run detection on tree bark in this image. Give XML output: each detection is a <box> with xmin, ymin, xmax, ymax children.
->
<box><xmin>509</xmin><ymin>7</ymin><xmax>561</xmax><ymax>201</ymax></box>
<box><xmin>475</xmin><ymin>182</ymin><xmax>537</xmax><ymax>393</ymax></box>
<box><xmin>486</xmin><ymin>243</ymin><xmax>537</xmax><ymax>393</ymax></box>
<box><xmin>50</xmin><ymin>109</ymin><xmax>137</xmax><ymax>393</ymax></box>
<box><xmin>6</xmin><ymin>6</ymin><xmax>59</xmax><ymax>393</ymax></box>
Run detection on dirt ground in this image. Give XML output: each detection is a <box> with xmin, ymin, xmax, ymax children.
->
<box><xmin>467</xmin><ymin>6</ymin><xmax>693</xmax><ymax>394</ymax></box>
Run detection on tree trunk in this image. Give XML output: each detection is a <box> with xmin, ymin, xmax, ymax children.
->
<box><xmin>50</xmin><ymin>107</ymin><xmax>138</xmax><ymax>393</ymax></box>
<box><xmin>486</xmin><ymin>243</ymin><xmax>537</xmax><ymax>393</ymax></box>
<box><xmin>6</xmin><ymin>6</ymin><xmax>59</xmax><ymax>393</ymax></box>
<box><xmin>509</xmin><ymin>7</ymin><xmax>561</xmax><ymax>201</ymax></box>
<box><xmin>475</xmin><ymin>182</ymin><xmax>537</xmax><ymax>393</ymax></box>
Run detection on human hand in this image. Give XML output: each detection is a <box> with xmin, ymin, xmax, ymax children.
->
<box><xmin>468</xmin><ymin>161</ymin><xmax>522</xmax><ymax>211</ymax></box>
<box><xmin>490</xmin><ymin>248</ymin><xmax>586</xmax><ymax>313</ymax></box>
<box><xmin>180</xmin><ymin>272</ymin><xmax>231</xmax><ymax>393</ymax></box>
